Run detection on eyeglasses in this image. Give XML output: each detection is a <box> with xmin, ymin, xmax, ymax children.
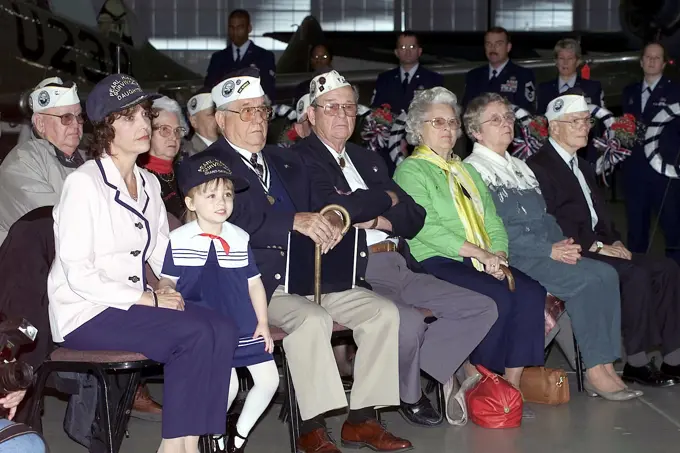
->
<box><xmin>424</xmin><ymin>117</ymin><xmax>460</xmax><ymax>129</ymax></box>
<box><xmin>554</xmin><ymin>117</ymin><xmax>596</xmax><ymax>129</ymax></box>
<box><xmin>481</xmin><ymin>113</ymin><xmax>516</xmax><ymax>127</ymax></box>
<box><xmin>397</xmin><ymin>45</ymin><xmax>418</xmax><ymax>51</ymax></box>
<box><xmin>226</xmin><ymin>106</ymin><xmax>273</xmax><ymax>122</ymax></box>
<box><xmin>39</xmin><ymin>112</ymin><xmax>85</xmax><ymax>126</ymax></box>
<box><xmin>313</xmin><ymin>103</ymin><xmax>358</xmax><ymax>117</ymax></box>
<box><xmin>312</xmin><ymin>54</ymin><xmax>330</xmax><ymax>60</ymax></box>
<box><xmin>153</xmin><ymin>124</ymin><xmax>187</xmax><ymax>139</ymax></box>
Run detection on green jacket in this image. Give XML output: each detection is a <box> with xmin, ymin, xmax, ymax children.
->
<box><xmin>393</xmin><ymin>157</ymin><xmax>508</xmax><ymax>262</ymax></box>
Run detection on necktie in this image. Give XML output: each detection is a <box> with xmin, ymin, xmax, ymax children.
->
<box><xmin>642</xmin><ymin>86</ymin><xmax>652</xmax><ymax>111</ymax></box>
<box><xmin>338</xmin><ymin>155</ymin><xmax>346</xmax><ymax>169</ymax></box>
<box><xmin>490</xmin><ymin>69</ymin><xmax>498</xmax><ymax>81</ymax></box>
<box><xmin>561</xmin><ymin>83</ymin><xmax>570</xmax><ymax>93</ymax></box>
<box><xmin>250</xmin><ymin>153</ymin><xmax>264</xmax><ymax>179</ymax></box>
<box><xmin>402</xmin><ymin>72</ymin><xmax>409</xmax><ymax>91</ymax></box>
<box><xmin>570</xmin><ymin>157</ymin><xmax>577</xmax><ymax>172</ymax></box>
<box><xmin>236</xmin><ymin>47</ymin><xmax>241</xmax><ymax>62</ymax></box>
<box><xmin>200</xmin><ymin>233</ymin><xmax>230</xmax><ymax>255</ymax></box>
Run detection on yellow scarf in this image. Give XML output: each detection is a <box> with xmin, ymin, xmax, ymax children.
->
<box><xmin>411</xmin><ymin>145</ymin><xmax>491</xmax><ymax>271</ymax></box>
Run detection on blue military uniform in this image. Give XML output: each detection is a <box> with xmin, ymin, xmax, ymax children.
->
<box><xmin>205</xmin><ymin>41</ymin><xmax>276</xmax><ymax>101</ymax></box>
<box><xmin>371</xmin><ymin>65</ymin><xmax>444</xmax><ymax>113</ymax></box>
<box><xmin>462</xmin><ymin>61</ymin><xmax>536</xmax><ymax>112</ymax></box>
<box><xmin>621</xmin><ymin>77</ymin><xmax>680</xmax><ymax>263</ymax></box>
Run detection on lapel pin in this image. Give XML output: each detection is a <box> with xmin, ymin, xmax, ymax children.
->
<box><xmin>372</xmin><ymin>166</ymin><xmax>378</xmax><ymax>172</ymax></box>
<box><xmin>284</xmin><ymin>164</ymin><xmax>290</xmax><ymax>168</ymax></box>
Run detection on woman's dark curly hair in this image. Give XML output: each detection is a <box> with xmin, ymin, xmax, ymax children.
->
<box><xmin>88</xmin><ymin>99</ymin><xmax>158</xmax><ymax>158</ymax></box>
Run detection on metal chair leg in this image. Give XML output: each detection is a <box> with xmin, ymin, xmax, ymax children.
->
<box><xmin>92</xmin><ymin>366</ymin><xmax>115</xmax><ymax>453</ymax></box>
<box><xmin>281</xmin><ymin>350</ymin><xmax>300</xmax><ymax>453</ymax></box>
<box><xmin>28</xmin><ymin>363</ymin><xmax>54</xmax><ymax>431</ymax></box>
<box><xmin>573</xmin><ymin>334</ymin><xmax>585</xmax><ymax>392</ymax></box>
<box><xmin>109</xmin><ymin>371</ymin><xmax>142</xmax><ymax>452</ymax></box>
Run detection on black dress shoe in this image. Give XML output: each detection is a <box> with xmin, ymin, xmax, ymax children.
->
<box><xmin>660</xmin><ymin>362</ymin><xmax>680</xmax><ymax>379</ymax></box>
<box><xmin>622</xmin><ymin>362</ymin><xmax>680</xmax><ymax>387</ymax></box>
<box><xmin>397</xmin><ymin>393</ymin><xmax>442</xmax><ymax>427</ymax></box>
<box><xmin>226</xmin><ymin>415</ymin><xmax>248</xmax><ymax>453</ymax></box>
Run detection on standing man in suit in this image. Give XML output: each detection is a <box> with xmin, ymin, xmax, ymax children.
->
<box><xmin>202</xmin><ymin>68</ymin><xmax>413</xmax><ymax>453</ymax></box>
<box><xmin>621</xmin><ymin>42</ymin><xmax>680</xmax><ymax>263</ymax></box>
<box><xmin>371</xmin><ymin>32</ymin><xmax>444</xmax><ymax>114</ymax></box>
<box><xmin>298</xmin><ymin>70</ymin><xmax>499</xmax><ymax>426</ymax></box>
<box><xmin>527</xmin><ymin>92</ymin><xmax>680</xmax><ymax>388</ymax></box>
<box><xmin>462</xmin><ymin>27</ymin><xmax>536</xmax><ymax>112</ymax></box>
<box><xmin>183</xmin><ymin>90</ymin><xmax>218</xmax><ymax>157</ymax></box>
<box><xmin>204</xmin><ymin>9</ymin><xmax>276</xmax><ymax>101</ymax></box>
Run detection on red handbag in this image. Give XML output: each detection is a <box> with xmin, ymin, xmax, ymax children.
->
<box><xmin>465</xmin><ymin>365</ymin><xmax>523</xmax><ymax>429</ymax></box>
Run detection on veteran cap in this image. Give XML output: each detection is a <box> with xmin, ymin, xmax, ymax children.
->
<box><xmin>211</xmin><ymin>67</ymin><xmax>265</xmax><ymax>110</ymax></box>
<box><xmin>86</xmin><ymin>74</ymin><xmax>161</xmax><ymax>123</ymax></box>
<box><xmin>177</xmin><ymin>153</ymin><xmax>249</xmax><ymax>195</ymax></box>
<box><xmin>309</xmin><ymin>70</ymin><xmax>351</xmax><ymax>104</ymax></box>
<box><xmin>545</xmin><ymin>94</ymin><xmax>589</xmax><ymax>122</ymax></box>
<box><xmin>187</xmin><ymin>91</ymin><xmax>214</xmax><ymax>116</ymax></box>
<box><xmin>296</xmin><ymin>94</ymin><xmax>311</xmax><ymax>123</ymax></box>
<box><xmin>29</xmin><ymin>77</ymin><xmax>80</xmax><ymax>113</ymax></box>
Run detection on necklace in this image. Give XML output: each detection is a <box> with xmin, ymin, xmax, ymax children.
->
<box><xmin>155</xmin><ymin>171</ymin><xmax>175</xmax><ymax>184</ymax></box>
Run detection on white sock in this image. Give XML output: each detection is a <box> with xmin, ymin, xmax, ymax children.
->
<box><xmin>227</xmin><ymin>368</ymin><xmax>239</xmax><ymax>411</ymax></box>
<box><xmin>233</xmin><ymin>361</ymin><xmax>279</xmax><ymax>447</ymax></box>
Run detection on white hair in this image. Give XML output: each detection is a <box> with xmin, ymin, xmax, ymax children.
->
<box><xmin>405</xmin><ymin>87</ymin><xmax>462</xmax><ymax>145</ymax></box>
<box><xmin>152</xmin><ymin>96</ymin><xmax>188</xmax><ymax>131</ymax></box>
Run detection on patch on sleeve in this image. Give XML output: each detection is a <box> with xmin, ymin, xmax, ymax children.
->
<box><xmin>525</xmin><ymin>81</ymin><xmax>536</xmax><ymax>103</ymax></box>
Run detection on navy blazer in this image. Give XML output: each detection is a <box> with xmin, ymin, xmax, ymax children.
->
<box><xmin>526</xmin><ymin>141</ymin><xmax>620</xmax><ymax>251</ymax></box>
<box><xmin>371</xmin><ymin>66</ymin><xmax>444</xmax><ymax>113</ymax></box>
<box><xmin>537</xmin><ymin>76</ymin><xmax>603</xmax><ymax>116</ymax></box>
<box><xmin>463</xmin><ymin>61</ymin><xmax>536</xmax><ymax>112</ymax></box>
<box><xmin>621</xmin><ymin>77</ymin><xmax>680</xmax><ymax>169</ymax></box>
<box><xmin>201</xmin><ymin>138</ymin><xmax>369</xmax><ymax>300</ymax></box>
<box><xmin>205</xmin><ymin>42</ymin><xmax>276</xmax><ymax>101</ymax></box>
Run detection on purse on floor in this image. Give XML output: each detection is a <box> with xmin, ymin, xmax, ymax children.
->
<box><xmin>519</xmin><ymin>366</ymin><xmax>570</xmax><ymax>405</ymax></box>
<box><xmin>466</xmin><ymin>365</ymin><xmax>523</xmax><ymax>429</ymax></box>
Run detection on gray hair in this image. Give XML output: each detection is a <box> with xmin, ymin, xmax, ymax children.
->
<box><xmin>553</xmin><ymin>38</ymin><xmax>582</xmax><ymax>60</ymax></box>
<box><xmin>463</xmin><ymin>92</ymin><xmax>512</xmax><ymax>141</ymax></box>
<box><xmin>152</xmin><ymin>96</ymin><xmax>188</xmax><ymax>131</ymax></box>
<box><xmin>405</xmin><ymin>87</ymin><xmax>462</xmax><ymax>145</ymax></box>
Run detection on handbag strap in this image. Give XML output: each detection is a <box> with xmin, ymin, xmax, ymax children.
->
<box><xmin>0</xmin><ymin>421</ymin><xmax>50</xmax><ymax>451</ymax></box>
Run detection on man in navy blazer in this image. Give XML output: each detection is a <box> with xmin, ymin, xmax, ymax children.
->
<box><xmin>462</xmin><ymin>27</ymin><xmax>536</xmax><ymax>112</ymax></box>
<box><xmin>621</xmin><ymin>42</ymin><xmax>680</xmax><ymax>263</ymax></box>
<box><xmin>202</xmin><ymin>69</ymin><xmax>412</xmax><ymax>453</ymax></box>
<box><xmin>204</xmin><ymin>9</ymin><xmax>276</xmax><ymax>101</ymax></box>
<box><xmin>371</xmin><ymin>32</ymin><xmax>443</xmax><ymax>114</ymax></box>
<box><xmin>297</xmin><ymin>69</ymin><xmax>498</xmax><ymax>428</ymax></box>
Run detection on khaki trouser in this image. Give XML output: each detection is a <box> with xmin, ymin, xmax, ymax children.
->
<box><xmin>268</xmin><ymin>286</ymin><xmax>400</xmax><ymax>421</ymax></box>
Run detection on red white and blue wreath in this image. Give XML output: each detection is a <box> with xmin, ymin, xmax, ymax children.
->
<box><xmin>644</xmin><ymin>102</ymin><xmax>680</xmax><ymax>178</ymax></box>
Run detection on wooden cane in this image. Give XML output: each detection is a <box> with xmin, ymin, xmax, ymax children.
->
<box><xmin>500</xmin><ymin>264</ymin><xmax>516</xmax><ymax>292</ymax></box>
<box><xmin>315</xmin><ymin>205</ymin><xmax>352</xmax><ymax>304</ymax></box>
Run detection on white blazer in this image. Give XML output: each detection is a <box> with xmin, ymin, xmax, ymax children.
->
<box><xmin>48</xmin><ymin>156</ymin><xmax>169</xmax><ymax>342</ymax></box>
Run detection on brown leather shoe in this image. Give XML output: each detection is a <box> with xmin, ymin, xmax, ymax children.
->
<box><xmin>296</xmin><ymin>428</ymin><xmax>341</xmax><ymax>453</ymax></box>
<box><xmin>341</xmin><ymin>419</ymin><xmax>413</xmax><ymax>452</ymax></box>
<box><xmin>131</xmin><ymin>384</ymin><xmax>162</xmax><ymax>422</ymax></box>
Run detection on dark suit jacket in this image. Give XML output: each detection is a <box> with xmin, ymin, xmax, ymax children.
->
<box><xmin>463</xmin><ymin>61</ymin><xmax>536</xmax><ymax>111</ymax></box>
<box><xmin>202</xmin><ymin>138</ymin><xmax>369</xmax><ymax>299</ymax></box>
<box><xmin>204</xmin><ymin>42</ymin><xmax>276</xmax><ymax>101</ymax></box>
<box><xmin>526</xmin><ymin>141</ymin><xmax>621</xmax><ymax>251</ymax></box>
<box><xmin>371</xmin><ymin>66</ymin><xmax>444</xmax><ymax>113</ymax></box>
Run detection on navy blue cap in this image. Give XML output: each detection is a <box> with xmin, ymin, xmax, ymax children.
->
<box><xmin>176</xmin><ymin>153</ymin><xmax>249</xmax><ymax>196</ymax></box>
<box><xmin>86</xmin><ymin>74</ymin><xmax>161</xmax><ymax>123</ymax></box>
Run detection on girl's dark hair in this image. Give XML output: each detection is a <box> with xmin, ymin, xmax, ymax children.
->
<box><xmin>88</xmin><ymin>99</ymin><xmax>157</xmax><ymax>159</ymax></box>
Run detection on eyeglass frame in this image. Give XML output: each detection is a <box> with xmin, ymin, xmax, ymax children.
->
<box><xmin>424</xmin><ymin>117</ymin><xmax>461</xmax><ymax>129</ymax></box>
<box><xmin>152</xmin><ymin>124</ymin><xmax>188</xmax><ymax>139</ymax></box>
<box><xmin>225</xmin><ymin>105</ymin><xmax>273</xmax><ymax>122</ymax></box>
<box><xmin>38</xmin><ymin>112</ymin><xmax>85</xmax><ymax>126</ymax></box>
<box><xmin>480</xmin><ymin>112</ymin><xmax>516</xmax><ymax>127</ymax></box>
<box><xmin>311</xmin><ymin>102</ymin><xmax>359</xmax><ymax>117</ymax></box>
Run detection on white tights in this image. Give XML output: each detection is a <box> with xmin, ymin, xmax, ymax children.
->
<box><xmin>227</xmin><ymin>360</ymin><xmax>279</xmax><ymax>447</ymax></box>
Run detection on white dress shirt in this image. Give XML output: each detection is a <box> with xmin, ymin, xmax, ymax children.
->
<box><xmin>550</xmin><ymin>138</ymin><xmax>599</xmax><ymax>230</ymax></box>
<box><xmin>232</xmin><ymin>40</ymin><xmax>251</xmax><ymax>62</ymax></box>
<box><xmin>320</xmin><ymin>141</ymin><xmax>395</xmax><ymax>247</ymax></box>
<box><xmin>401</xmin><ymin>64</ymin><xmax>419</xmax><ymax>83</ymax></box>
<box><xmin>642</xmin><ymin>76</ymin><xmax>662</xmax><ymax>111</ymax></box>
<box><xmin>48</xmin><ymin>156</ymin><xmax>169</xmax><ymax>342</ymax></box>
<box><xmin>229</xmin><ymin>139</ymin><xmax>270</xmax><ymax>190</ymax></box>
<box><xmin>196</xmin><ymin>133</ymin><xmax>214</xmax><ymax>148</ymax></box>
<box><xmin>558</xmin><ymin>74</ymin><xmax>577</xmax><ymax>93</ymax></box>
<box><xmin>489</xmin><ymin>60</ymin><xmax>509</xmax><ymax>80</ymax></box>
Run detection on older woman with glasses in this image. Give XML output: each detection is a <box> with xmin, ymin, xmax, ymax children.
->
<box><xmin>463</xmin><ymin>92</ymin><xmax>639</xmax><ymax>401</ymax></box>
<box><xmin>393</xmin><ymin>87</ymin><xmax>546</xmax><ymax>404</ymax></box>
<box><xmin>141</xmin><ymin>96</ymin><xmax>189</xmax><ymax>218</ymax></box>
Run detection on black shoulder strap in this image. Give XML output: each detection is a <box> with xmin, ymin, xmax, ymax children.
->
<box><xmin>0</xmin><ymin>422</ymin><xmax>49</xmax><ymax>451</ymax></box>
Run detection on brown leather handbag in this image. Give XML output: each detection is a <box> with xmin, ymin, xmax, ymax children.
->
<box><xmin>519</xmin><ymin>367</ymin><xmax>570</xmax><ymax>405</ymax></box>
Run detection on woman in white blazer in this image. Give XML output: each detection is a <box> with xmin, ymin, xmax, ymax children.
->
<box><xmin>48</xmin><ymin>74</ymin><xmax>240</xmax><ymax>453</ymax></box>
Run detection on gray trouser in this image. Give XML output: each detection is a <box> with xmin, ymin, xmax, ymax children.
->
<box><xmin>365</xmin><ymin>251</ymin><xmax>498</xmax><ymax>403</ymax></box>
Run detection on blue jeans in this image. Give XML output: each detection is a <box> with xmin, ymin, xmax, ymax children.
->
<box><xmin>0</xmin><ymin>419</ymin><xmax>46</xmax><ymax>452</ymax></box>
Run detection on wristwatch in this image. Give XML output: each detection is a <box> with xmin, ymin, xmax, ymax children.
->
<box><xmin>595</xmin><ymin>241</ymin><xmax>604</xmax><ymax>254</ymax></box>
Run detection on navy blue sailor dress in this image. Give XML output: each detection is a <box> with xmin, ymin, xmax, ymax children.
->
<box><xmin>161</xmin><ymin>220</ymin><xmax>273</xmax><ymax>367</ymax></box>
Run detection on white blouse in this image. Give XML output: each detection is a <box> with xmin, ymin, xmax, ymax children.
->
<box><xmin>48</xmin><ymin>156</ymin><xmax>169</xmax><ymax>342</ymax></box>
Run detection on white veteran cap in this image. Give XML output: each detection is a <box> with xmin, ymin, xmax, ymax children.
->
<box><xmin>187</xmin><ymin>93</ymin><xmax>214</xmax><ymax>116</ymax></box>
<box><xmin>29</xmin><ymin>77</ymin><xmax>80</xmax><ymax>113</ymax></box>
<box><xmin>211</xmin><ymin>68</ymin><xmax>265</xmax><ymax>110</ymax></box>
<box><xmin>296</xmin><ymin>94</ymin><xmax>311</xmax><ymax>123</ymax></box>
<box><xmin>545</xmin><ymin>94</ymin><xmax>589</xmax><ymax>122</ymax></box>
<box><xmin>309</xmin><ymin>70</ymin><xmax>351</xmax><ymax>104</ymax></box>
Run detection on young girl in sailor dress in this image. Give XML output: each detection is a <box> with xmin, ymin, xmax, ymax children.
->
<box><xmin>158</xmin><ymin>155</ymin><xmax>278</xmax><ymax>453</ymax></box>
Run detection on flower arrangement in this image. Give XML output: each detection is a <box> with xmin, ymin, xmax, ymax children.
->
<box><xmin>360</xmin><ymin>103</ymin><xmax>394</xmax><ymax>152</ymax></box>
<box><xmin>511</xmin><ymin>115</ymin><xmax>548</xmax><ymax>161</ymax></box>
<box><xmin>593</xmin><ymin>113</ymin><xmax>637</xmax><ymax>179</ymax></box>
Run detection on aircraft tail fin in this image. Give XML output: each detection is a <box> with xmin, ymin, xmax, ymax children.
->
<box><xmin>275</xmin><ymin>16</ymin><xmax>325</xmax><ymax>74</ymax></box>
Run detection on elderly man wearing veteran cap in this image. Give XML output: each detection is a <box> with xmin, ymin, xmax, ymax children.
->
<box><xmin>0</xmin><ymin>77</ymin><xmax>85</xmax><ymax>245</ymax></box>
<box><xmin>184</xmin><ymin>90</ymin><xmax>218</xmax><ymax>156</ymax></box>
<box><xmin>296</xmin><ymin>70</ymin><xmax>499</xmax><ymax>427</ymax></box>
<box><xmin>528</xmin><ymin>91</ymin><xmax>680</xmax><ymax>388</ymax></box>
<box><xmin>202</xmin><ymin>68</ymin><xmax>412</xmax><ymax>453</ymax></box>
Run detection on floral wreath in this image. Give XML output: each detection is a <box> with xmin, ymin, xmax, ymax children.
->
<box><xmin>509</xmin><ymin>105</ymin><xmax>548</xmax><ymax>161</ymax></box>
<box><xmin>644</xmin><ymin>102</ymin><xmax>680</xmax><ymax>178</ymax></box>
<box><xmin>360</xmin><ymin>103</ymin><xmax>394</xmax><ymax>153</ymax></box>
<box><xmin>589</xmin><ymin>105</ymin><xmax>636</xmax><ymax>183</ymax></box>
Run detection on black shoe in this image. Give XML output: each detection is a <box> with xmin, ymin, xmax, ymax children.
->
<box><xmin>622</xmin><ymin>362</ymin><xmax>680</xmax><ymax>387</ymax></box>
<box><xmin>397</xmin><ymin>393</ymin><xmax>442</xmax><ymax>427</ymax></box>
<box><xmin>660</xmin><ymin>362</ymin><xmax>680</xmax><ymax>379</ymax></box>
<box><xmin>226</xmin><ymin>416</ymin><xmax>248</xmax><ymax>453</ymax></box>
